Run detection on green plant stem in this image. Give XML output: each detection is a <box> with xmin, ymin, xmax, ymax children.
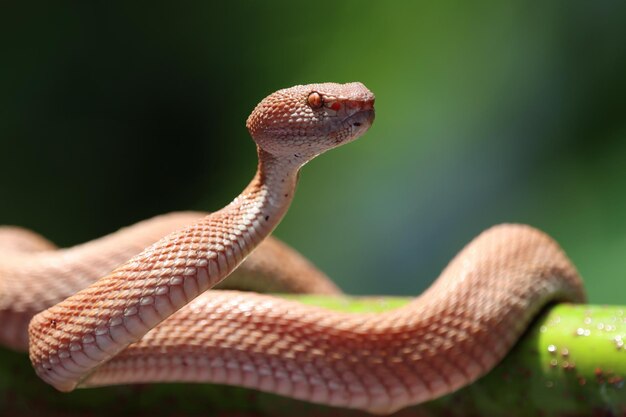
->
<box><xmin>1</xmin><ymin>300</ymin><xmax>624</xmax><ymax>417</ymax></box>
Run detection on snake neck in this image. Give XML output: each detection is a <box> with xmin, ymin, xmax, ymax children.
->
<box><xmin>220</xmin><ymin>147</ymin><xmax>300</xmax><ymax>251</ymax></box>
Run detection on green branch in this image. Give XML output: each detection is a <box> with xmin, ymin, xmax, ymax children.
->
<box><xmin>1</xmin><ymin>301</ymin><xmax>624</xmax><ymax>416</ymax></box>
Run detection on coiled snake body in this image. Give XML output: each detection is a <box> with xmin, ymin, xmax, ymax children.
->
<box><xmin>1</xmin><ymin>82</ymin><xmax>584</xmax><ymax>414</ymax></box>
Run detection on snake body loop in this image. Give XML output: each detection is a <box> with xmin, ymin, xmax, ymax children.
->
<box><xmin>0</xmin><ymin>213</ymin><xmax>339</xmax><ymax>351</ymax></box>
<box><xmin>1</xmin><ymin>82</ymin><xmax>584</xmax><ymax>414</ymax></box>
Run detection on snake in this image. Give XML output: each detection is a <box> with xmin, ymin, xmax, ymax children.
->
<box><xmin>0</xmin><ymin>82</ymin><xmax>585</xmax><ymax>414</ymax></box>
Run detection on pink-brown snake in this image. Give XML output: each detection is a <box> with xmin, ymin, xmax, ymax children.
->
<box><xmin>1</xmin><ymin>82</ymin><xmax>585</xmax><ymax>414</ymax></box>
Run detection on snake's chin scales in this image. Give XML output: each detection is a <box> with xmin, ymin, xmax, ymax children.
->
<box><xmin>0</xmin><ymin>82</ymin><xmax>584</xmax><ymax>414</ymax></box>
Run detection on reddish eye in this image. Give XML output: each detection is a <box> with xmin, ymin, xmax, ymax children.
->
<box><xmin>307</xmin><ymin>92</ymin><xmax>323</xmax><ymax>109</ymax></box>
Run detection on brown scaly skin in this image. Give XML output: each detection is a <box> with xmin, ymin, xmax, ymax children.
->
<box><xmin>8</xmin><ymin>82</ymin><xmax>587</xmax><ymax>414</ymax></box>
<box><xmin>0</xmin><ymin>213</ymin><xmax>340</xmax><ymax>351</ymax></box>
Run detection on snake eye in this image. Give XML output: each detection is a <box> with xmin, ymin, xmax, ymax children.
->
<box><xmin>307</xmin><ymin>92</ymin><xmax>323</xmax><ymax>109</ymax></box>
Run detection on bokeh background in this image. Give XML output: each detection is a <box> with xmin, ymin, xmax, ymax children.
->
<box><xmin>1</xmin><ymin>2</ymin><xmax>625</xmax><ymax>305</ymax></box>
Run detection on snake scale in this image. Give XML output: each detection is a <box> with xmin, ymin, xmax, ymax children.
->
<box><xmin>0</xmin><ymin>82</ymin><xmax>584</xmax><ymax>414</ymax></box>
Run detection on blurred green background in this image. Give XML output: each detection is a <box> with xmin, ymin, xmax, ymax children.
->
<box><xmin>1</xmin><ymin>2</ymin><xmax>625</xmax><ymax>304</ymax></box>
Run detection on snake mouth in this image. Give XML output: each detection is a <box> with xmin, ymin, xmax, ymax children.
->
<box><xmin>344</xmin><ymin>107</ymin><xmax>375</xmax><ymax>124</ymax></box>
<box><xmin>344</xmin><ymin>108</ymin><xmax>375</xmax><ymax>139</ymax></box>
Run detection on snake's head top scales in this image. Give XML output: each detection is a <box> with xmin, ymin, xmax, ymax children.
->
<box><xmin>246</xmin><ymin>82</ymin><xmax>375</xmax><ymax>160</ymax></box>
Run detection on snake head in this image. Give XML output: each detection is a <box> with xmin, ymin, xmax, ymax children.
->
<box><xmin>246</xmin><ymin>82</ymin><xmax>375</xmax><ymax>160</ymax></box>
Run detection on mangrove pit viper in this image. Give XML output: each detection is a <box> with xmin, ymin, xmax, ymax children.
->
<box><xmin>0</xmin><ymin>82</ymin><xmax>585</xmax><ymax>414</ymax></box>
